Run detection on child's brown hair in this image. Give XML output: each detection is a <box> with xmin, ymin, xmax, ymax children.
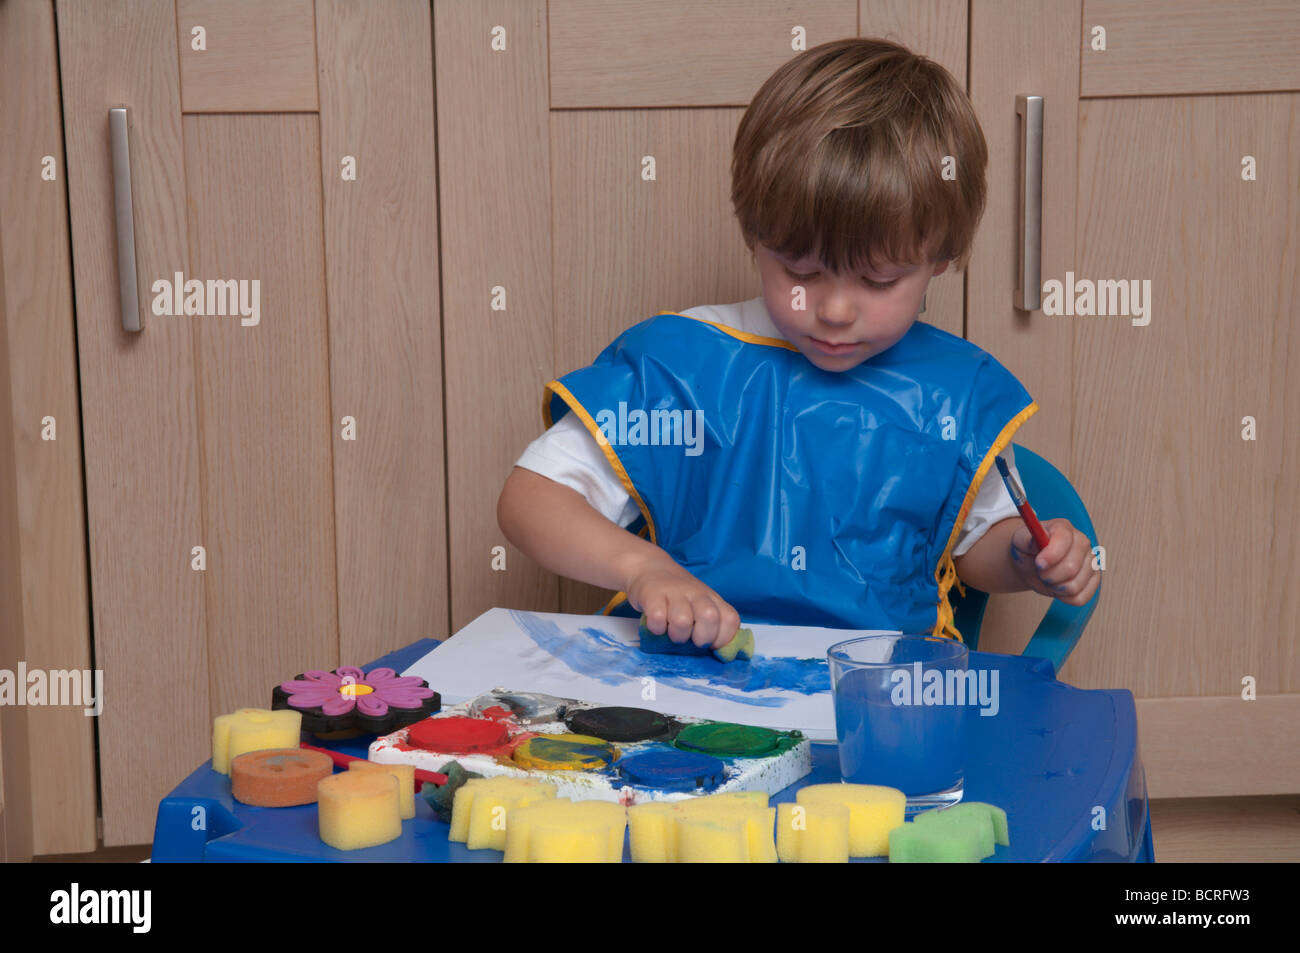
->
<box><xmin>731</xmin><ymin>37</ymin><xmax>987</xmax><ymax>274</ymax></box>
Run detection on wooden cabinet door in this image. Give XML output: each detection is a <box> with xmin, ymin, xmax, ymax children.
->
<box><xmin>969</xmin><ymin>0</ymin><xmax>1299</xmax><ymax>796</ymax></box>
<box><xmin>57</xmin><ymin>0</ymin><xmax>447</xmax><ymax>845</ymax></box>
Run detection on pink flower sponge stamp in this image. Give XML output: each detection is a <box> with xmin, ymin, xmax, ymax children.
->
<box><xmin>273</xmin><ymin>666</ymin><xmax>440</xmax><ymax>735</ymax></box>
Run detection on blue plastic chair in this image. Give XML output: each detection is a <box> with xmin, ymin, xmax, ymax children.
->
<box><xmin>949</xmin><ymin>443</ymin><xmax>1100</xmax><ymax>672</ymax></box>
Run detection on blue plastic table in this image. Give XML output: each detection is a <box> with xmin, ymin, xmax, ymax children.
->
<box><xmin>152</xmin><ymin>639</ymin><xmax>1153</xmax><ymax>862</ymax></box>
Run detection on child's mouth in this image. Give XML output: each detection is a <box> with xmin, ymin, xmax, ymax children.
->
<box><xmin>809</xmin><ymin>336</ymin><xmax>861</xmax><ymax>355</ymax></box>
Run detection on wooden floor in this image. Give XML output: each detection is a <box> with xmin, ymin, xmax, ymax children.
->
<box><xmin>30</xmin><ymin>795</ymin><xmax>1300</xmax><ymax>862</ymax></box>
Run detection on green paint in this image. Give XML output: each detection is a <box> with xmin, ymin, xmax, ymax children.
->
<box><xmin>673</xmin><ymin>722</ymin><xmax>792</xmax><ymax>758</ymax></box>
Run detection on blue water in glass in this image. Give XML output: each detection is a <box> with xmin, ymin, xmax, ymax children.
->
<box><xmin>833</xmin><ymin>666</ymin><xmax>966</xmax><ymax>795</ymax></box>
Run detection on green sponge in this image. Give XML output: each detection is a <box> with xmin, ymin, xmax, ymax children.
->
<box><xmin>889</xmin><ymin>820</ymin><xmax>985</xmax><ymax>862</ymax></box>
<box><xmin>638</xmin><ymin>613</ymin><xmax>755</xmax><ymax>663</ymax></box>
<box><xmin>920</xmin><ymin>802</ymin><xmax>1009</xmax><ymax>848</ymax></box>
<box><xmin>421</xmin><ymin>760</ymin><xmax>483</xmax><ymax>823</ymax></box>
<box><xmin>889</xmin><ymin>802</ymin><xmax>1009</xmax><ymax>862</ymax></box>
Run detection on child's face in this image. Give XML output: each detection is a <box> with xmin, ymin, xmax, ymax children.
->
<box><xmin>754</xmin><ymin>242</ymin><xmax>949</xmax><ymax>371</ymax></box>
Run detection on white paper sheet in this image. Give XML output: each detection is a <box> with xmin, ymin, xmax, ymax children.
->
<box><xmin>401</xmin><ymin>608</ymin><xmax>898</xmax><ymax>742</ymax></box>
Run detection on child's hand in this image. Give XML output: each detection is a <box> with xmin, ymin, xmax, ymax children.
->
<box><xmin>1009</xmin><ymin>518</ymin><xmax>1100</xmax><ymax>606</ymax></box>
<box><xmin>625</xmin><ymin>559</ymin><xmax>742</xmax><ymax>651</ymax></box>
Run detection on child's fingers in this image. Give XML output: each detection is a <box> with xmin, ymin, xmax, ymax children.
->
<box><xmin>1010</xmin><ymin>526</ymin><xmax>1039</xmax><ymax>560</ymax></box>
<box><xmin>1021</xmin><ymin>570</ymin><xmax>1058</xmax><ymax>598</ymax></box>
<box><xmin>1032</xmin><ymin>519</ymin><xmax>1074</xmax><ymax>570</ymax></box>
<box><xmin>640</xmin><ymin>596</ymin><xmax>669</xmax><ymax>636</ymax></box>
<box><xmin>666</xmin><ymin>596</ymin><xmax>696</xmax><ymax>643</ymax></box>
<box><xmin>1037</xmin><ymin>543</ymin><xmax>1088</xmax><ymax>587</ymax></box>
<box><xmin>713</xmin><ymin>601</ymin><xmax>741</xmax><ymax>648</ymax></box>
<box><xmin>689</xmin><ymin>594</ymin><xmax>721</xmax><ymax>649</ymax></box>
<box><xmin>1055</xmin><ymin>568</ymin><xmax>1101</xmax><ymax>606</ymax></box>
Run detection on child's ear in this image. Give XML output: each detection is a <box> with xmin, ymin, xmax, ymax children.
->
<box><xmin>931</xmin><ymin>258</ymin><xmax>951</xmax><ymax>277</ymax></box>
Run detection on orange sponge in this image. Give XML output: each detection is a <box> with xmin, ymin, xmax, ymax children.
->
<box><xmin>230</xmin><ymin>748</ymin><xmax>333</xmax><ymax>807</ymax></box>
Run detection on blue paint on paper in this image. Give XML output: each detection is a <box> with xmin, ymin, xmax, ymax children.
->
<box><xmin>509</xmin><ymin>609</ymin><xmax>827</xmax><ymax>708</ymax></box>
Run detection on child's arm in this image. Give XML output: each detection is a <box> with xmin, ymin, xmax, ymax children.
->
<box><xmin>953</xmin><ymin>516</ymin><xmax>1100</xmax><ymax>606</ymax></box>
<box><xmin>497</xmin><ymin>466</ymin><xmax>742</xmax><ymax>649</ymax></box>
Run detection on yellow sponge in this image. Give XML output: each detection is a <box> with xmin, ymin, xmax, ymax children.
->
<box><xmin>628</xmin><ymin>792</ymin><xmax>776</xmax><ymax>863</ymax></box>
<box><xmin>628</xmin><ymin>801</ymin><xmax>680</xmax><ymax>863</ymax></box>
<box><xmin>212</xmin><ymin>708</ymin><xmax>302</xmax><ymax>775</ymax></box>
<box><xmin>795</xmin><ymin>784</ymin><xmax>905</xmax><ymax>857</ymax></box>
<box><xmin>448</xmin><ymin>777</ymin><xmax>557</xmax><ymax>851</ymax></box>
<box><xmin>776</xmin><ymin>801</ymin><xmax>850</xmax><ymax>862</ymax></box>
<box><xmin>348</xmin><ymin>760</ymin><xmax>417</xmax><ymax>819</ymax></box>
<box><xmin>674</xmin><ymin>797</ymin><xmax>776</xmax><ymax>863</ymax></box>
<box><xmin>504</xmin><ymin>798</ymin><xmax>626</xmax><ymax>862</ymax></box>
<box><xmin>676</xmin><ymin>813</ymin><xmax>752</xmax><ymax>862</ymax></box>
<box><xmin>317</xmin><ymin>770</ymin><xmax>402</xmax><ymax>851</ymax></box>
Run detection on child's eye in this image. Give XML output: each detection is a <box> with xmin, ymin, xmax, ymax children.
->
<box><xmin>784</xmin><ymin>266</ymin><xmax>897</xmax><ymax>290</ymax></box>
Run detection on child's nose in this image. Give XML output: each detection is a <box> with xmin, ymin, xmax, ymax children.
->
<box><xmin>815</xmin><ymin>300</ymin><xmax>857</xmax><ymax>326</ymax></box>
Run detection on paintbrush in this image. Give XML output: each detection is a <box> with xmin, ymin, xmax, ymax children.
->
<box><xmin>994</xmin><ymin>455</ymin><xmax>1051</xmax><ymax>551</ymax></box>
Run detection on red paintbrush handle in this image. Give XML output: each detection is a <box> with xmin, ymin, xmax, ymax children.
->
<box><xmin>1017</xmin><ymin>502</ymin><xmax>1052</xmax><ymax>551</ymax></box>
<box><xmin>299</xmin><ymin>741</ymin><xmax>447</xmax><ymax>790</ymax></box>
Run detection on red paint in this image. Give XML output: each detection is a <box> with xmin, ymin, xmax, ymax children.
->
<box><xmin>407</xmin><ymin>716</ymin><xmax>510</xmax><ymax>754</ymax></box>
<box><xmin>478</xmin><ymin>704</ymin><xmax>515</xmax><ymax>722</ymax></box>
<box><xmin>297</xmin><ymin>742</ymin><xmax>446</xmax><ymax>791</ymax></box>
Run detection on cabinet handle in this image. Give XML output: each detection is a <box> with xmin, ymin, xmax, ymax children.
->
<box><xmin>1014</xmin><ymin>94</ymin><xmax>1043</xmax><ymax>312</ymax></box>
<box><xmin>109</xmin><ymin>107</ymin><xmax>142</xmax><ymax>332</ymax></box>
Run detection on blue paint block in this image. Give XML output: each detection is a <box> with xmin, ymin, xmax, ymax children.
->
<box><xmin>614</xmin><ymin>749</ymin><xmax>727</xmax><ymax>792</ymax></box>
<box><xmin>637</xmin><ymin>615</ymin><xmax>755</xmax><ymax>663</ymax></box>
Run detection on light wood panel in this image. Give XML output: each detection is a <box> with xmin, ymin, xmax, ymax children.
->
<box><xmin>0</xmin><ymin>0</ymin><xmax>97</xmax><ymax>854</ymax></box>
<box><xmin>967</xmin><ymin>0</ymin><xmax>1082</xmax><ymax>659</ymax></box>
<box><xmin>969</xmin><ymin>0</ymin><xmax>1298</xmax><ymax>798</ymax></box>
<box><xmin>0</xmin><ymin>217</ymin><xmax>34</xmax><ymax>862</ymax></box>
<box><xmin>1081</xmin><ymin>0</ymin><xmax>1300</xmax><ymax>98</ymax></box>
<box><xmin>550</xmin><ymin>0</ymin><xmax>858</xmax><ymax>107</ymax></box>
<box><xmin>1139</xmin><ymin>696</ymin><xmax>1300</xmax><ymax>798</ymax></box>
<box><xmin>1066</xmin><ymin>94</ymin><xmax>1297</xmax><ymax>698</ymax></box>
<box><xmin>175</xmin><ymin>0</ymin><xmax>318</xmax><ymax>113</ymax></box>
<box><xmin>316</xmin><ymin>0</ymin><xmax>450</xmax><ymax>654</ymax></box>
<box><xmin>435</xmin><ymin>0</ymin><xmax>558</xmax><ymax>632</ymax></box>
<box><xmin>183</xmin><ymin>114</ymin><xmax>338</xmax><ymax>712</ymax></box>
<box><xmin>57</xmin><ymin>0</ymin><xmax>209</xmax><ymax>848</ymax></box>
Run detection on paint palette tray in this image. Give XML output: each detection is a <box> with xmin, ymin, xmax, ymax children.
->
<box><xmin>368</xmin><ymin>689</ymin><xmax>812</xmax><ymax>805</ymax></box>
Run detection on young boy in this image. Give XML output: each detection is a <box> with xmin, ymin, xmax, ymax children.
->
<box><xmin>497</xmin><ymin>37</ymin><xmax>1100</xmax><ymax>653</ymax></box>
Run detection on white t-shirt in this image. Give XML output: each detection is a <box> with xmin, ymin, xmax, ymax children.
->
<box><xmin>515</xmin><ymin>297</ymin><xmax>1023</xmax><ymax>558</ymax></box>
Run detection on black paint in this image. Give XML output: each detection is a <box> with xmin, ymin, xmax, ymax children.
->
<box><xmin>566</xmin><ymin>706</ymin><xmax>673</xmax><ymax>742</ymax></box>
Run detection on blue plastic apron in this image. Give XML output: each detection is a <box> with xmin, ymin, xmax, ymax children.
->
<box><xmin>543</xmin><ymin>312</ymin><xmax>1037</xmax><ymax>640</ymax></box>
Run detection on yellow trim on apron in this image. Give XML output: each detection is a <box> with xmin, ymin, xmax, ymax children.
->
<box><xmin>929</xmin><ymin>401</ymin><xmax>1039</xmax><ymax>641</ymax></box>
<box><xmin>542</xmin><ymin>379</ymin><xmax>658</xmax><ymax>546</ymax></box>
